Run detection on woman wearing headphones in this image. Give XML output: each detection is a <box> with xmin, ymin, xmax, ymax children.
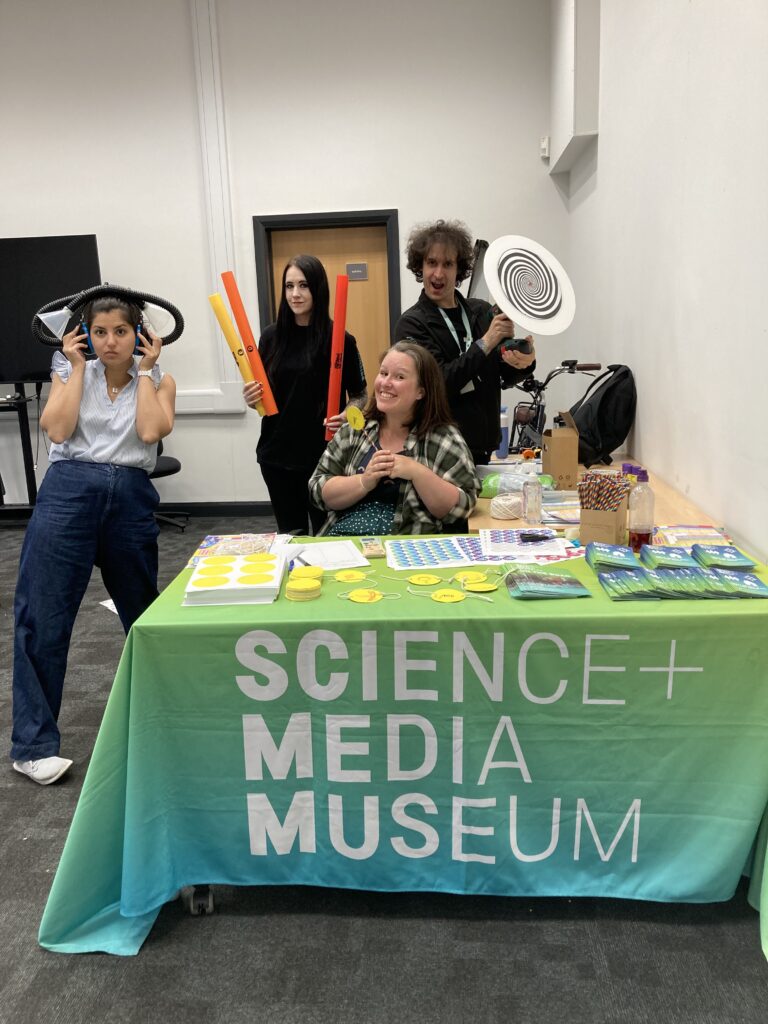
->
<box><xmin>11</xmin><ymin>290</ymin><xmax>177</xmax><ymax>785</ymax></box>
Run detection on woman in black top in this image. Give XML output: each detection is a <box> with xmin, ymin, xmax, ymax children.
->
<box><xmin>244</xmin><ymin>254</ymin><xmax>367</xmax><ymax>534</ymax></box>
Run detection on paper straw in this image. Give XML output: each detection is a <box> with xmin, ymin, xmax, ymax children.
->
<box><xmin>578</xmin><ymin>471</ymin><xmax>629</xmax><ymax>511</ymax></box>
<box><xmin>220</xmin><ymin>271</ymin><xmax>278</xmax><ymax>416</ymax></box>
<box><xmin>325</xmin><ymin>274</ymin><xmax>349</xmax><ymax>441</ymax></box>
<box><xmin>208</xmin><ymin>293</ymin><xmax>256</xmax><ymax>387</ymax></box>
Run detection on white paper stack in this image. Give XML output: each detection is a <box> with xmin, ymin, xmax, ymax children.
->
<box><xmin>183</xmin><ymin>552</ymin><xmax>288</xmax><ymax>606</ymax></box>
<box><xmin>541</xmin><ymin>491</ymin><xmax>581</xmax><ymax>525</ymax></box>
<box><xmin>479</xmin><ymin>529</ymin><xmax>571</xmax><ymax>559</ymax></box>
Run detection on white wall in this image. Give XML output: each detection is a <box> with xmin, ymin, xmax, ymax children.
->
<box><xmin>0</xmin><ymin>0</ymin><xmax>560</xmax><ymax>504</ymax></box>
<box><xmin>563</xmin><ymin>0</ymin><xmax>768</xmax><ymax>555</ymax></box>
<box><xmin>5</xmin><ymin>1</ymin><xmax>763</xmax><ymax>557</ymax></box>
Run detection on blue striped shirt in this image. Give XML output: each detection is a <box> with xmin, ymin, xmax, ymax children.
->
<box><xmin>47</xmin><ymin>351</ymin><xmax>165</xmax><ymax>472</ymax></box>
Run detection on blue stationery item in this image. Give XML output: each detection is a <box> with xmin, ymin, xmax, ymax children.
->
<box><xmin>385</xmin><ymin>536</ymin><xmax>469</xmax><ymax>570</ymax></box>
<box><xmin>597</xmin><ymin>569</ymin><xmax>659</xmax><ymax>600</ymax></box>
<box><xmin>712</xmin><ymin>569</ymin><xmax>768</xmax><ymax>598</ymax></box>
<box><xmin>687</xmin><ymin>568</ymin><xmax>734</xmax><ymax>598</ymax></box>
<box><xmin>691</xmin><ymin>544</ymin><xmax>757</xmax><ymax>571</ymax></box>
<box><xmin>643</xmin><ymin>568</ymin><xmax>696</xmax><ymax>599</ymax></box>
<box><xmin>599</xmin><ymin>565</ymin><xmax>768</xmax><ymax>601</ymax></box>
<box><xmin>585</xmin><ymin>542</ymin><xmax>641</xmax><ymax>572</ymax></box>
<box><xmin>505</xmin><ymin>564</ymin><xmax>591</xmax><ymax>599</ymax></box>
<box><xmin>639</xmin><ymin>545</ymin><xmax>699</xmax><ymax>569</ymax></box>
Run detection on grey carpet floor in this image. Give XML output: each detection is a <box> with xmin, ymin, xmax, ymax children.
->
<box><xmin>1</xmin><ymin>515</ymin><xmax>767</xmax><ymax>1024</ymax></box>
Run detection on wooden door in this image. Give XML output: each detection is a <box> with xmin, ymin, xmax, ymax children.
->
<box><xmin>269</xmin><ymin>225</ymin><xmax>390</xmax><ymax>391</ymax></box>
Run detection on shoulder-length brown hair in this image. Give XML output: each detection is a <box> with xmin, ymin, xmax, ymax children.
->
<box><xmin>363</xmin><ymin>341</ymin><xmax>454</xmax><ymax>439</ymax></box>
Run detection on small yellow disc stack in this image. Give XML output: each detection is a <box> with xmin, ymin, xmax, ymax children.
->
<box><xmin>285</xmin><ymin>577</ymin><xmax>322</xmax><ymax>602</ymax></box>
<box><xmin>290</xmin><ymin>565</ymin><xmax>324</xmax><ymax>580</ymax></box>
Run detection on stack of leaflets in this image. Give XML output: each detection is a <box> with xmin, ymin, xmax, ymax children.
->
<box><xmin>691</xmin><ymin>544</ymin><xmax>757</xmax><ymax>571</ymax></box>
<box><xmin>639</xmin><ymin>545</ymin><xmax>698</xmax><ymax>569</ymax></box>
<box><xmin>653</xmin><ymin>524</ymin><xmax>729</xmax><ymax>547</ymax></box>
<box><xmin>584</xmin><ymin>543</ymin><xmax>640</xmax><ymax>572</ymax></box>
<box><xmin>505</xmin><ymin>564</ymin><xmax>591</xmax><ymax>599</ymax></box>
<box><xmin>186</xmin><ymin>533</ymin><xmax>290</xmax><ymax>568</ymax></box>
<box><xmin>480</xmin><ymin>528</ymin><xmax>569</xmax><ymax>558</ymax></box>
<box><xmin>183</xmin><ymin>551</ymin><xmax>288</xmax><ymax>606</ymax></box>
<box><xmin>598</xmin><ymin>566</ymin><xmax>768</xmax><ymax>601</ymax></box>
<box><xmin>541</xmin><ymin>491</ymin><xmax>581</xmax><ymax>525</ymax></box>
<box><xmin>597</xmin><ymin>569</ymin><xmax>659</xmax><ymax>600</ymax></box>
<box><xmin>710</xmin><ymin>569</ymin><xmax>768</xmax><ymax>596</ymax></box>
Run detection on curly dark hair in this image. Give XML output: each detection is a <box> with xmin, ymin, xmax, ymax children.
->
<box><xmin>405</xmin><ymin>219</ymin><xmax>475</xmax><ymax>284</ymax></box>
<box><xmin>363</xmin><ymin>341</ymin><xmax>454</xmax><ymax>438</ymax></box>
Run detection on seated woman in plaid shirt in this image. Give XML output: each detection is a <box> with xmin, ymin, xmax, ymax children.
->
<box><xmin>309</xmin><ymin>341</ymin><xmax>479</xmax><ymax>535</ymax></box>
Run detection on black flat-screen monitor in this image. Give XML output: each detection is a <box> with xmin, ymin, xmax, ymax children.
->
<box><xmin>0</xmin><ymin>234</ymin><xmax>101</xmax><ymax>384</ymax></box>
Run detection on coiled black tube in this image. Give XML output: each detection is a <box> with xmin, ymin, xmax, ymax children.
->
<box><xmin>32</xmin><ymin>283</ymin><xmax>184</xmax><ymax>346</ymax></box>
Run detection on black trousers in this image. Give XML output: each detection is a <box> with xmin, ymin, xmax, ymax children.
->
<box><xmin>260</xmin><ymin>463</ymin><xmax>326</xmax><ymax>536</ymax></box>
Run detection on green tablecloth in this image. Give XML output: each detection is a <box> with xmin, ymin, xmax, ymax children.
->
<box><xmin>39</xmin><ymin>555</ymin><xmax>768</xmax><ymax>955</ymax></box>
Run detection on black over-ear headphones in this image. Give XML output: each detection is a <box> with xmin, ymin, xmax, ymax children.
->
<box><xmin>33</xmin><ymin>283</ymin><xmax>184</xmax><ymax>349</ymax></box>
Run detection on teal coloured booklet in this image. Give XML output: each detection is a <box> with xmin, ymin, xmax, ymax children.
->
<box><xmin>505</xmin><ymin>564</ymin><xmax>591</xmax><ymax>600</ymax></box>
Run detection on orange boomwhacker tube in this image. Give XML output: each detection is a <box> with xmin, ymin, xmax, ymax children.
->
<box><xmin>208</xmin><ymin>293</ymin><xmax>263</xmax><ymax>411</ymax></box>
<box><xmin>220</xmin><ymin>271</ymin><xmax>278</xmax><ymax>416</ymax></box>
<box><xmin>325</xmin><ymin>275</ymin><xmax>349</xmax><ymax>441</ymax></box>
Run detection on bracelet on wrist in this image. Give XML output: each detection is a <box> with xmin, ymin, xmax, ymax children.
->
<box><xmin>137</xmin><ymin>369</ymin><xmax>159</xmax><ymax>389</ymax></box>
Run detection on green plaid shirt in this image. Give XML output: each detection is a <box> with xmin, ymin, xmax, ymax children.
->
<box><xmin>309</xmin><ymin>420</ymin><xmax>480</xmax><ymax>535</ymax></box>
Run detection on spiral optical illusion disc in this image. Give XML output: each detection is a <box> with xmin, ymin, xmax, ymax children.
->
<box><xmin>483</xmin><ymin>235</ymin><xmax>575</xmax><ymax>335</ymax></box>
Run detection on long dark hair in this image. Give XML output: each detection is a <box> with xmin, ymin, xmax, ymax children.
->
<box><xmin>363</xmin><ymin>341</ymin><xmax>454</xmax><ymax>439</ymax></box>
<box><xmin>265</xmin><ymin>255</ymin><xmax>332</xmax><ymax>376</ymax></box>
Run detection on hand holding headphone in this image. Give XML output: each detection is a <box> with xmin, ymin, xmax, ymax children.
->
<box><xmin>62</xmin><ymin>324</ymin><xmax>90</xmax><ymax>365</ymax></box>
<box><xmin>135</xmin><ymin>323</ymin><xmax>163</xmax><ymax>369</ymax></box>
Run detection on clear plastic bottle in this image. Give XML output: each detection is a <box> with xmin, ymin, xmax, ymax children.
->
<box><xmin>628</xmin><ymin>469</ymin><xmax>655</xmax><ymax>552</ymax></box>
<box><xmin>496</xmin><ymin>407</ymin><xmax>509</xmax><ymax>459</ymax></box>
<box><xmin>522</xmin><ymin>478</ymin><xmax>543</xmax><ymax>524</ymax></box>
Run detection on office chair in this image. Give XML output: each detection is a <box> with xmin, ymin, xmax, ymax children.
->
<box><xmin>149</xmin><ymin>440</ymin><xmax>190</xmax><ymax>531</ymax></box>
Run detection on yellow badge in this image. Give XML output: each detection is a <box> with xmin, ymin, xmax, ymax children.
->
<box><xmin>335</xmin><ymin>569</ymin><xmax>368</xmax><ymax>583</ymax></box>
<box><xmin>408</xmin><ymin>573</ymin><xmax>443</xmax><ymax>586</ymax></box>
<box><xmin>431</xmin><ymin>588</ymin><xmax>466</xmax><ymax>604</ymax></box>
<box><xmin>348</xmin><ymin>588</ymin><xmax>384</xmax><ymax>604</ymax></box>
<box><xmin>463</xmin><ymin>581</ymin><xmax>498</xmax><ymax>593</ymax></box>
<box><xmin>453</xmin><ymin>570</ymin><xmax>487</xmax><ymax>584</ymax></box>
<box><xmin>346</xmin><ymin>406</ymin><xmax>365</xmax><ymax>431</ymax></box>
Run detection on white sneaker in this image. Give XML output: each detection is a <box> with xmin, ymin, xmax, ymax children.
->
<box><xmin>12</xmin><ymin>756</ymin><xmax>73</xmax><ymax>785</ymax></box>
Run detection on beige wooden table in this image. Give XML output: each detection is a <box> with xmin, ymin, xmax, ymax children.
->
<box><xmin>469</xmin><ymin>463</ymin><xmax>718</xmax><ymax>532</ymax></box>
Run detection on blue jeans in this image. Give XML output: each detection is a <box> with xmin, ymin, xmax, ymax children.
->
<box><xmin>11</xmin><ymin>460</ymin><xmax>160</xmax><ymax>762</ymax></box>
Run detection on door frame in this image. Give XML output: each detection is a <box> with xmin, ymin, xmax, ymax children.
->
<box><xmin>252</xmin><ymin>209</ymin><xmax>401</xmax><ymax>331</ymax></box>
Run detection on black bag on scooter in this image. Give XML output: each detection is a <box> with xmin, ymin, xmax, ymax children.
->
<box><xmin>569</xmin><ymin>364</ymin><xmax>636</xmax><ymax>467</ymax></box>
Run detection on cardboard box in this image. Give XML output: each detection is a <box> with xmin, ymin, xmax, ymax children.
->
<box><xmin>542</xmin><ymin>411</ymin><xmax>579</xmax><ymax>490</ymax></box>
<box><xmin>579</xmin><ymin>499</ymin><xmax>628</xmax><ymax>546</ymax></box>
